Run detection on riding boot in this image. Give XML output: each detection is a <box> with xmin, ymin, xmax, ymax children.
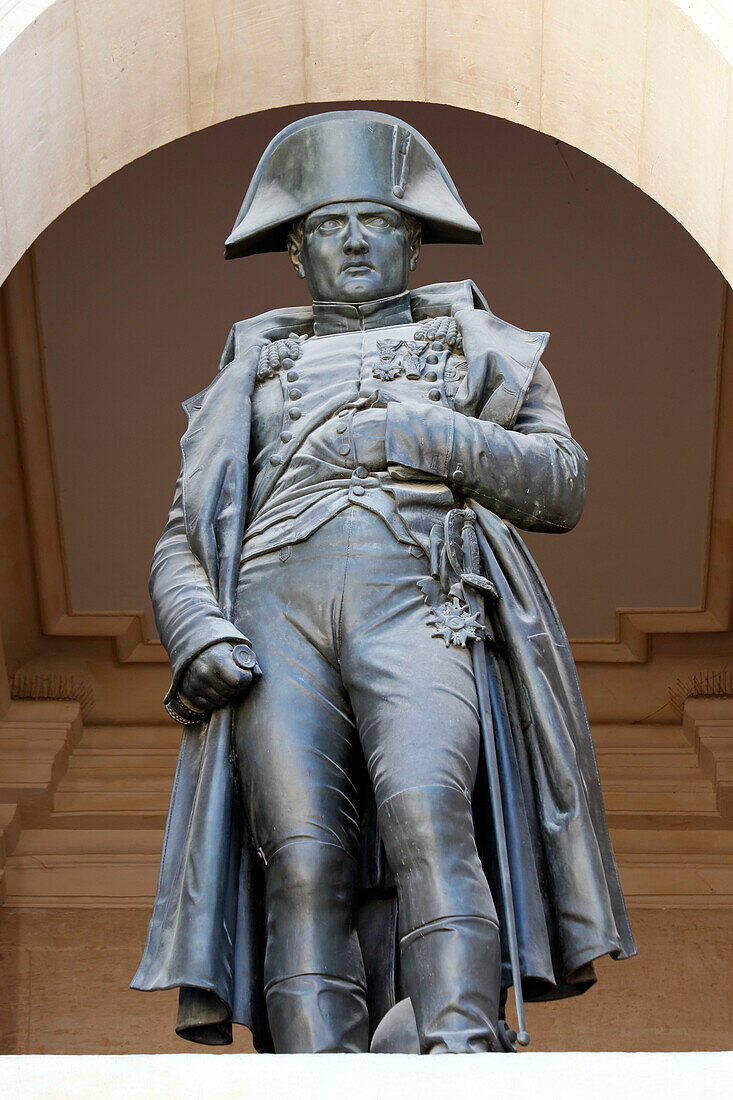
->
<box><xmin>378</xmin><ymin>784</ymin><xmax>502</xmax><ymax>1053</ymax></box>
<box><xmin>400</xmin><ymin>914</ymin><xmax>502</xmax><ymax>1053</ymax></box>
<box><xmin>263</xmin><ymin>838</ymin><xmax>369</xmax><ymax>1052</ymax></box>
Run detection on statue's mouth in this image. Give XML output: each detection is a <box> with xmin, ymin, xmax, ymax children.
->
<box><xmin>341</xmin><ymin>262</ymin><xmax>374</xmax><ymax>274</ymax></box>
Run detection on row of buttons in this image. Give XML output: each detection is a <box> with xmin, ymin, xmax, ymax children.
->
<box><xmin>336</xmin><ymin>409</ymin><xmax>353</xmax><ymax>460</ymax></box>
<box><xmin>351</xmin><ymin>465</ymin><xmax>371</xmax><ymax>497</ymax></box>
<box><xmin>270</xmin><ymin>367</ymin><xmax>307</xmax><ymax>465</ymax></box>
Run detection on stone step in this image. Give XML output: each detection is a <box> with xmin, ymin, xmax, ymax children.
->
<box><xmin>3</xmin><ymin>851</ymin><xmax>160</xmax><ymax>906</ymax></box>
<box><xmin>590</xmin><ymin>724</ymin><xmax>690</xmax><ymax>750</ymax></box>
<box><xmin>598</xmin><ymin>764</ymin><xmax>704</xmax><ymax>783</ymax></box>
<box><xmin>59</xmin><ymin>757</ymin><xmax>176</xmax><ymax>782</ymax></box>
<box><xmin>77</xmin><ymin>724</ymin><xmax>691</xmax><ymax>754</ymax></box>
<box><xmin>6</xmin><ymin>835</ymin><xmax>733</xmax><ymax>907</ymax></box>
<box><xmin>596</xmin><ymin>749</ymin><xmax>698</xmax><ymax>769</ymax></box>
<box><xmin>53</xmin><ymin>789</ymin><xmax>170</xmax><ymax>815</ymax></box>
<box><xmin>12</xmin><ymin>829</ymin><xmax>163</xmax><ymax>856</ymax></box>
<box><xmin>17</xmin><ymin>826</ymin><xmax>733</xmax><ymax>860</ymax></box>
<box><xmin>58</xmin><ymin>769</ymin><xmax>175</xmax><ymax>792</ymax></box>
<box><xmin>0</xmin><ymin>803</ymin><xmax>21</xmax><ymax>904</ymax></box>
<box><xmin>608</xmin><ymin>828</ymin><xmax>733</xmax><ymax>854</ymax></box>
<box><xmin>81</xmin><ymin>725</ymin><xmax>180</xmax><ymax>751</ymax></box>
<box><xmin>47</xmin><ymin>809</ymin><xmax>168</xmax><ymax>830</ymax></box>
<box><xmin>604</xmin><ymin>811</ymin><xmax>725</xmax><ymax>830</ymax></box>
<box><xmin>602</xmin><ymin>784</ymin><xmax>718</xmax><ymax>814</ymax></box>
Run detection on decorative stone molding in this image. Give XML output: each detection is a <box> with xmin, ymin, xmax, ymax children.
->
<box><xmin>0</xmin><ymin>699</ymin><xmax>82</xmax><ymax>819</ymax></box>
<box><xmin>6</xmin><ymin>715</ymin><xmax>733</xmax><ymax>909</ymax></box>
<box><xmin>1</xmin><ymin>254</ymin><xmax>165</xmax><ymax>664</ymax></box>
<box><xmin>3</xmin><ymin>0</ymin><xmax>733</xmax><ymax>300</ymax></box>
<box><xmin>683</xmin><ymin>696</ymin><xmax>733</xmax><ymax>821</ymax></box>
<box><xmin>0</xmin><ymin>697</ymin><xmax>82</xmax><ymax>902</ymax></box>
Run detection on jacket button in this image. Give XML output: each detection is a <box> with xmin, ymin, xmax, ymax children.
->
<box><xmin>289</xmin><ymin>388</ymin><xmax>302</xmax><ymax>400</ymax></box>
<box><xmin>289</xmin><ymin>408</ymin><xmax>301</xmax><ymax>420</ymax></box>
<box><xmin>426</xmin><ymin>353</ymin><xmax>439</xmax><ymax>365</ymax></box>
<box><xmin>424</xmin><ymin>370</ymin><xmax>438</xmax><ymax>382</ymax></box>
<box><xmin>433</xmin><ymin>341</ymin><xmax>445</xmax><ymax>352</ymax></box>
<box><xmin>338</xmin><ymin>409</ymin><xmax>350</xmax><ymax>418</ymax></box>
<box><xmin>270</xmin><ymin>453</ymin><xmax>283</xmax><ymax>467</ymax></box>
<box><xmin>336</xmin><ymin>423</ymin><xmax>347</xmax><ymax>435</ymax></box>
<box><xmin>428</xmin><ymin>389</ymin><xmax>441</xmax><ymax>401</ymax></box>
<box><xmin>453</xmin><ymin>467</ymin><xmax>465</xmax><ymax>482</ymax></box>
<box><xmin>338</xmin><ymin>444</ymin><xmax>351</xmax><ymax>457</ymax></box>
<box><xmin>356</xmin><ymin>466</ymin><xmax>368</xmax><ymax>479</ymax></box>
<box><xmin>352</xmin><ymin>485</ymin><xmax>365</xmax><ymax>497</ymax></box>
<box><xmin>280</xmin><ymin>430</ymin><xmax>293</xmax><ymax>443</ymax></box>
<box><xmin>287</xmin><ymin>371</ymin><xmax>299</xmax><ymax>382</ymax></box>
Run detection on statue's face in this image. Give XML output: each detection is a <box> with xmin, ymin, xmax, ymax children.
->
<box><xmin>290</xmin><ymin>201</ymin><xmax>419</xmax><ymax>303</ymax></box>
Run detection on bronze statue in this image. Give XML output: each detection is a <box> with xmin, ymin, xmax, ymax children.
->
<box><xmin>132</xmin><ymin>111</ymin><xmax>636</xmax><ymax>1054</ymax></box>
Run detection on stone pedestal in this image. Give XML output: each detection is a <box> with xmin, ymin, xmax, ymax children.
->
<box><xmin>2</xmin><ymin>1052</ymin><xmax>732</xmax><ymax>1099</ymax></box>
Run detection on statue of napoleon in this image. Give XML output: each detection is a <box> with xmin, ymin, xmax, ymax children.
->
<box><xmin>132</xmin><ymin>111</ymin><xmax>635</xmax><ymax>1055</ymax></box>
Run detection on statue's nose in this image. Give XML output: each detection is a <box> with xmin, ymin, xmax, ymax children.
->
<box><xmin>344</xmin><ymin>217</ymin><xmax>368</xmax><ymax>254</ymax></box>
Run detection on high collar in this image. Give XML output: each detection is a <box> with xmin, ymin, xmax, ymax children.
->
<box><xmin>312</xmin><ymin>290</ymin><xmax>413</xmax><ymax>335</ymax></box>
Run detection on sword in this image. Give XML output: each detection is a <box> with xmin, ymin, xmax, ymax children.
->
<box><xmin>447</xmin><ymin>507</ymin><xmax>531</xmax><ymax>1048</ymax></box>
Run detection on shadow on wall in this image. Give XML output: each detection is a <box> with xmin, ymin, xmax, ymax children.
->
<box><xmin>33</xmin><ymin>101</ymin><xmax>723</xmax><ymax>639</ymax></box>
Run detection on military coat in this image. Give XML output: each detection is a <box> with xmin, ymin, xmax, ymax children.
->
<box><xmin>131</xmin><ymin>280</ymin><xmax>636</xmax><ymax>1047</ymax></box>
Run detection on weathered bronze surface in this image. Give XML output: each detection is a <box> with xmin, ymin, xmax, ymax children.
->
<box><xmin>132</xmin><ymin>111</ymin><xmax>636</xmax><ymax>1054</ymax></box>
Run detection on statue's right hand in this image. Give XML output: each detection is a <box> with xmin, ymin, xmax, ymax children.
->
<box><xmin>179</xmin><ymin>642</ymin><xmax>256</xmax><ymax>711</ymax></box>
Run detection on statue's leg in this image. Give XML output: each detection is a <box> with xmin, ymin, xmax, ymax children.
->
<box><xmin>339</xmin><ymin>510</ymin><xmax>502</xmax><ymax>1053</ymax></box>
<box><xmin>376</xmin><ymin>786</ymin><xmax>502</xmax><ymax>1053</ymax></box>
<box><xmin>234</xmin><ymin>538</ymin><xmax>368</xmax><ymax>1053</ymax></box>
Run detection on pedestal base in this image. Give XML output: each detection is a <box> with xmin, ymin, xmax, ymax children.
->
<box><xmin>2</xmin><ymin>1052</ymin><xmax>732</xmax><ymax>1099</ymax></box>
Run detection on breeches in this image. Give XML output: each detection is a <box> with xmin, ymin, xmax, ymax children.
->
<box><xmin>233</xmin><ymin>507</ymin><xmax>499</xmax><ymax>1052</ymax></box>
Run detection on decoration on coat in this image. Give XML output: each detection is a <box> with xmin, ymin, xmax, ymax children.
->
<box><xmin>374</xmin><ymin>338</ymin><xmax>431</xmax><ymax>381</ymax></box>
<box><xmin>428</xmin><ymin>596</ymin><xmax>485</xmax><ymax>646</ymax></box>
<box><xmin>257</xmin><ymin>333</ymin><xmax>308</xmax><ymax>381</ymax></box>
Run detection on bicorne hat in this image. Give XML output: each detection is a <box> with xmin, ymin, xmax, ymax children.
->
<box><xmin>224</xmin><ymin>110</ymin><xmax>482</xmax><ymax>259</ymax></box>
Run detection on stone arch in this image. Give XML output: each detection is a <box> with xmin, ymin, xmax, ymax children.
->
<box><xmin>0</xmin><ymin>0</ymin><xmax>732</xmax><ymax>288</ymax></box>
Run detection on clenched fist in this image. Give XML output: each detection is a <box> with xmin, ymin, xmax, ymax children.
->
<box><xmin>180</xmin><ymin>642</ymin><xmax>257</xmax><ymax>711</ymax></box>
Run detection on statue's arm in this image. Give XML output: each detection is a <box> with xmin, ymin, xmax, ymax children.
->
<box><xmin>384</xmin><ymin>363</ymin><xmax>587</xmax><ymax>533</ymax></box>
<box><xmin>150</xmin><ymin>471</ymin><xmax>251</xmax><ymax>710</ymax></box>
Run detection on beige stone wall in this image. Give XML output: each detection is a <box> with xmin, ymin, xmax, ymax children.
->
<box><xmin>2</xmin><ymin>0</ymin><xmax>733</xmax><ymax>1059</ymax></box>
<box><xmin>1</xmin><ymin>907</ymin><xmax>731</xmax><ymax>1053</ymax></box>
<box><xmin>3</xmin><ymin>1</ymin><xmax>733</xmax><ymax>291</ymax></box>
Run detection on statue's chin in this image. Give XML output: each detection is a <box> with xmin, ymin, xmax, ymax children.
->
<box><xmin>334</xmin><ymin>273</ymin><xmax>404</xmax><ymax>304</ymax></box>
<box><xmin>339</xmin><ymin>279</ymin><xmax>379</xmax><ymax>301</ymax></box>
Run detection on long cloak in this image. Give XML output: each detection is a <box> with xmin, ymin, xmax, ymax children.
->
<box><xmin>131</xmin><ymin>282</ymin><xmax>636</xmax><ymax>1047</ymax></box>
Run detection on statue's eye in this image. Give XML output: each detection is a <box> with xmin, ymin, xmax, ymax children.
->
<box><xmin>365</xmin><ymin>216</ymin><xmax>390</xmax><ymax>228</ymax></box>
<box><xmin>316</xmin><ymin>218</ymin><xmax>343</xmax><ymax>232</ymax></box>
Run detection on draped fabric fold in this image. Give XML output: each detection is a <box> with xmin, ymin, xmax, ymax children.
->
<box><xmin>131</xmin><ymin>281</ymin><xmax>635</xmax><ymax>1045</ymax></box>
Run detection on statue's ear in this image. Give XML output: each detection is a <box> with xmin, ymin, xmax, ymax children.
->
<box><xmin>406</xmin><ymin>216</ymin><xmax>422</xmax><ymax>272</ymax></box>
<box><xmin>286</xmin><ymin>224</ymin><xmax>307</xmax><ymax>279</ymax></box>
<box><xmin>287</xmin><ymin>235</ymin><xmax>306</xmax><ymax>279</ymax></box>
